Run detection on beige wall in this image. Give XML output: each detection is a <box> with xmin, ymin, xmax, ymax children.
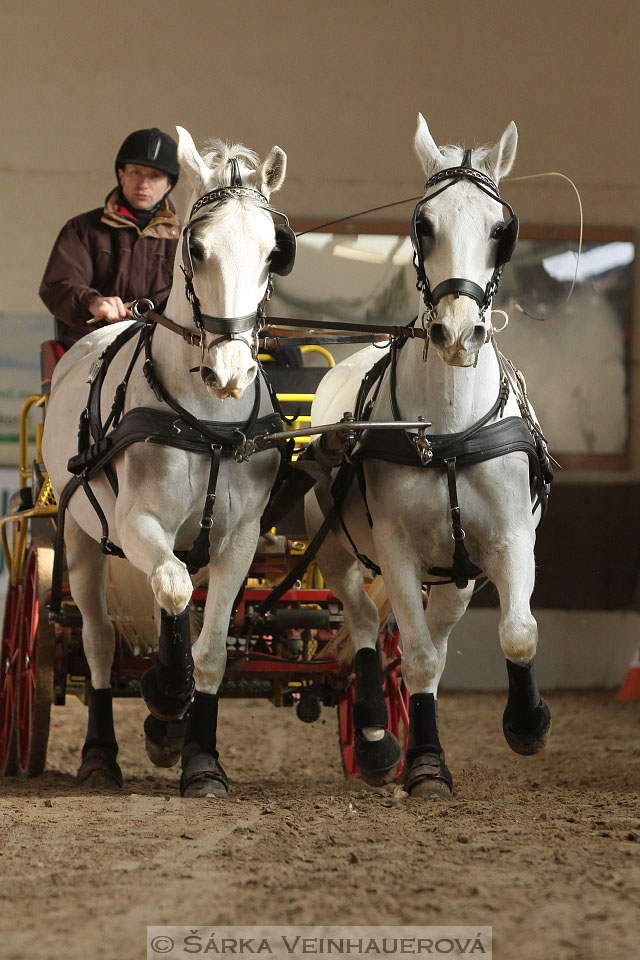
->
<box><xmin>2</xmin><ymin>0</ymin><xmax>638</xmax><ymax>465</ymax></box>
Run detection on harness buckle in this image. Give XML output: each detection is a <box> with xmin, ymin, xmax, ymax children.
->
<box><xmin>233</xmin><ymin>431</ymin><xmax>260</xmax><ymax>462</ymax></box>
<box><xmin>413</xmin><ymin>416</ymin><xmax>433</xmax><ymax>465</ymax></box>
<box><xmin>130</xmin><ymin>298</ymin><xmax>155</xmax><ymax>321</ymax></box>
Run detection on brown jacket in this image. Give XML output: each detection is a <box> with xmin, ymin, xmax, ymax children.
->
<box><xmin>39</xmin><ymin>189</ymin><xmax>180</xmax><ymax>348</ymax></box>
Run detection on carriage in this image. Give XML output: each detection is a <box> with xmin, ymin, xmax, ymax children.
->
<box><xmin>0</xmin><ymin>340</ymin><xmax>409</xmax><ymax>781</ymax></box>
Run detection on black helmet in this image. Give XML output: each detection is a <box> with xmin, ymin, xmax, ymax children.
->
<box><xmin>115</xmin><ymin>127</ymin><xmax>179</xmax><ymax>186</ymax></box>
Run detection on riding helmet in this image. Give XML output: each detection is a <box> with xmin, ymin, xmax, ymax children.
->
<box><xmin>115</xmin><ymin>128</ymin><xmax>179</xmax><ymax>186</ymax></box>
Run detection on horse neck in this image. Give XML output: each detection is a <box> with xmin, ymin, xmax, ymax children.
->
<box><xmin>393</xmin><ymin>337</ymin><xmax>501</xmax><ymax>433</ymax></box>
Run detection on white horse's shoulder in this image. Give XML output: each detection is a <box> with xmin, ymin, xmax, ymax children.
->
<box><xmin>50</xmin><ymin>321</ymin><xmax>136</xmax><ymax>389</ymax></box>
<box><xmin>311</xmin><ymin>344</ymin><xmax>388</xmax><ymax>426</ymax></box>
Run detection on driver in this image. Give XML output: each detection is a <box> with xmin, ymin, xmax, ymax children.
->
<box><xmin>39</xmin><ymin>127</ymin><xmax>180</xmax><ymax>349</ymax></box>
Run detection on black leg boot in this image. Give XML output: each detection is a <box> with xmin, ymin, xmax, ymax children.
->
<box><xmin>180</xmin><ymin>691</ymin><xmax>228</xmax><ymax>798</ymax></box>
<box><xmin>77</xmin><ymin>688</ymin><xmax>123</xmax><ymax>788</ymax></box>
<box><xmin>503</xmin><ymin>659</ymin><xmax>551</xmax><ymax>755</ymax></box>
<box><xmin>141</xmin><ymin>608</ymin><xmax>195</xmax><ymax>721</ymax></box>
<box><xmin>405</xmin><ymin>693</ymin><xmax>452</xmax><ymax>798</ymax></box>
<box><xmin>352</xmin><ymin>647</ymin><xmax>401</xmax><ymax>786</ymax></box>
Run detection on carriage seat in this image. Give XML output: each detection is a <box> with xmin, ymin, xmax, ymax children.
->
<box><xmin>261</xmin><ymin>364</ymin><xmax>332</xmax><ymax>538</ymax></box>
<box><xmin>261</xmin><ymin>365</ymin><xmax>329</xmax><ymax>421</ymax></box>
<box><xmin>40</xmin><ymin>340</ymin><xmax>66</xmax><ymax>394</ymax></box>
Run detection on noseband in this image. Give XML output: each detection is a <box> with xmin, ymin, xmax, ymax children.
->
<box><xmin>411</xmin><ymin>150</ymin><xmax>519</xmax><ymax>325</ymax></box>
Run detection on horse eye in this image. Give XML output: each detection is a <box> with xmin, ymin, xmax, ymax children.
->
<box><xmin>490</xmin><ymin>223</ymin><xmax>504</xmax><ymax>240</ymax></box>
<box><xmin>189</xmin><ymin>241</ymin><xmax>204</xmax><ymax>262</ymax></box>
<box><xmin>418</xmin><ymin>217</ymin><xmax>434</xmax><ymax>239</ymax></box>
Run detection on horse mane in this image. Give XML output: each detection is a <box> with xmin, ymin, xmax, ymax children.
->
<box><xmin>201</xmin><ymin>138</ymin><xmax>260</xmax><ymax>176</ymax></box>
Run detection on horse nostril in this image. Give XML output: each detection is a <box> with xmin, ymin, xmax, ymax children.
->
<box><xmin>200</xmin><ymin>366</ymin><xmax>217</xmax><ymax>387</ymax></box>
<box><xmin>472</xmin><ymin>323</ymin><xmax>486</xmax><ymax>343</ymax></box>
<box><xmin>429</xmin><ymin>322</ymin><xmax>448</xmax><ymax>348</ymax></box>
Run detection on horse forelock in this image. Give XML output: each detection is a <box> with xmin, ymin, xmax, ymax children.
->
<box><xmin>433</xmin><ymin>143</ymin><xmax>495</xmax><ymax>176</ymax></box>
<box><xmin>201</xmin><ymin>138</ymin><xmax>260</xmax><ymax>185</ymax></box>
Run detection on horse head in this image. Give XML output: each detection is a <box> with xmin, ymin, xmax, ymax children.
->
<box><xmin>412</xmin><ymin>115</ymin><xmax>518</xmax><ymax>367</ymax></box>
<box><xmin>175</xmin><ymin>126</ymin><xmax>290</xmax><ymax>399</ymax></box>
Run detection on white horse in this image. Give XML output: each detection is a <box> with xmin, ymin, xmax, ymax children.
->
<box><xmin>306</xmin><ymin>115</ymin><xmax>552</xmax><ymax>797</ymax></box>
<box><xmin>42</xmin><ymin>127</ymin><xmax>293</xmax><ymax>796</ymax></box>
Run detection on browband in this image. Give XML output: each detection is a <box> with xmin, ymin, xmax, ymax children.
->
<box><xmin>190</xmin><ymin>185</ymin><xmax>270</xmax><ymax>218</ymax></box>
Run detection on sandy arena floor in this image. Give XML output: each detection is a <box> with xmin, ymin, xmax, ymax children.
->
<box><xmin>0</xmin><ymin>690</ymin><xmax>638</xmax><ymax>960</ymax></box>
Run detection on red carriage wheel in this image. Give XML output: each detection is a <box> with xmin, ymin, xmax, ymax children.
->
<box><xmin>381</xmin><ymin>627</ymin><xmax>409</xmax><ymax>779</ymax></box>
<box><xmin>381</xmin><ymin>627</ymin><xmax>410</xmax><ymax>760</ymax></box>
<box><xmin>16</xmin><ymin>540</ymin><xmax>55</xmax><ymax>778</ymax></box>
<box><xmin>0</xmin><ymin>581</ymin><xmax>22</xmax><ymax>775</ymax></box>
<box><xmin>337</xmin><ymin>679</ymin><xmax>358</xmax><ymax>778</ymax></box>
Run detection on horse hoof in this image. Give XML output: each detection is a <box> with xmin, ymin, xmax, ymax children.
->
<box><xmin>141</xmin><ymin>666</ymin><xmax>194</xmax><ymax>722</ymax></box>
<box><xmin>77</xmin><ymin>748</ymin><xmax>123</xmax><ymax>789</ymax></box>
<box><xmin>503</xmin><ymin>699</ymin><xmax>552</xmax><ymax>756</ymax></box>
<box><xmin>180</xmin><ymin>752</ymin><xmax>229</xmax><ymax>798</ymax></box>
<box><xmin>144</xmin><ymin>714</ymin><xmax>187</xmax><ymax>768</ymax></box>
<box><xmin>405</xmin><ymin>753</ymin><xmax>453</xmax><ymax>799</ymax></box>
<box><xmin>354</xmin><ymin>730</ymin><xmax>402</xmax><ymax>786</ymax></box>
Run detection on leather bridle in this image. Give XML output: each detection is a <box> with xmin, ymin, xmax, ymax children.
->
<box><xmin>411</xmin><ymin>150</ymin><xmax>519</xmax><ymax>325</ymax></box>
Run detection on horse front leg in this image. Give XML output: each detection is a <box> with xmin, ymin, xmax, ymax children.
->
<box><xmin>116</xmin><ymin>508</ymin><xmax>195</xmax><ymax>725</ymax></box>
<box><xmin>179</xmin><ymin>524</ymin><xmax>260</xmax><ymax>799</ymax></box>
<box><xmin>308</xmin><ymin>489</ymin><xmax>402</xmax><ymax>786</ymax></box>
<box><xmin>65</xmin><ymin>515</ymin><xmax>122</xmax><ymax>788</ymax></box>
<box><xmin>382</xmin><ymin>548</ymin><xmax>474</xmax><ymax>798</ymax></box>
<box><xmin>483</xmin><ymin>529</ymin><xmax>552</xmax><ymax>755</ymax></box>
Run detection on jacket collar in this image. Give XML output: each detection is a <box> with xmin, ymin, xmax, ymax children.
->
<box><xmin>101</xmin><ymin>188</ymin><xmax>180</xmax><ymax>239</ymax></box>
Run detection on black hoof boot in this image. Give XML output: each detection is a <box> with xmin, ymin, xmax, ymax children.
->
<box><xmin>180</xmin><ymin>691</ymin><xmax>229</xmax><ymax>798</ymax></box>
<box><xmin>405</xmin><ymin>753</ymin><xmax>452</xmax><ymax>799</ymax></box>
<box><xmin>404</xmin><ymin>693</ymin><xmax>452</xmax><ymax>799</ymax></box>
<box><xmin>77</xmin><ymin>688</ymin><xmax>123</xmax><ymax>789</ymax></box>
<box><xmin>354</xmin><ymin>731</ymin><xmax>402</xmax><ymax>786</ymax></box>
<box><xmin>503</xmin><ymin>658</ymin><xmax>552</xmax><ymax>756</ymax></box>
<box><xmin>144</xmin><ymin>713</ymin><xmax>188</xmax><ymax>768</ymax></box>
<box><xmin>352</xmin><ymin>647</ymin><xmax>400</xmax><ymax>786</ymax></box>
<box><xmin>141</xmin><ymin>608</ymin><xmax>195</xmax><ymax>722</ymax></box>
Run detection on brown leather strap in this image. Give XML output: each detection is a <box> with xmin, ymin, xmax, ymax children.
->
<box><xmin>141</xmin><ymin>309</ymin><xmax>204</xmax><ymax>348</ymax></box>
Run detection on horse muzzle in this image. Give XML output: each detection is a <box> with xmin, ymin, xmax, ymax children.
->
<box><xmin>200</xmin><ymin>361</ymin><xmax>259</xmax><ymax>400</ymax></box>
<box><xmin>200</xmin><ymin>365</ymin><xmax>245</xmax><ymax>400</ymax></box>
<box><xmin>429</xmin><ymin>318</ymin><xmax>487</xmax><ymax>367</ymax></box>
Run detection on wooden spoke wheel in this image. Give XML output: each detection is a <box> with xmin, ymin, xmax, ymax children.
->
<box><xmin>337</xmin><ymin>628</ymin><xmax>409</xmax><ymax>781</ymax></box>
<box><xmin>0</xmin><ymin>581</ymin><xmax>21</xmax><ymax>775</ymax></box>
<box><xmin>16</xmin><ymin>540</ymin><xmax>55</xmax><ymax>778</ymax></box>
<box><xmin>337</xmin><ymin>680</ymin><xmax>357</xmax><ymax>778</ymax></box>
<box><xmin>381</xmin><ymin>627</ymin><xmax>410</xmax><ymax>767</ymax></box>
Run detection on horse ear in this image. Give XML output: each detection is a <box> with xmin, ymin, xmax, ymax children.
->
<box><xmin>414</xmin><ymin>113</ymin><xmax>443</xmax><ymax>175</ymax></box>
<box><xmin>256</xmin><ymin>146</ymin><xmax>287</xmax><ymax>196</ymax></box>
<box><xmin>486</xmin><ymin>122</ymin><xmax>518</xmax><ymax>181</ymax></box>
<box><xmin>176</xmin><ymin>125</ymin><xmax>211</xmax><ymax>191</ymax></box>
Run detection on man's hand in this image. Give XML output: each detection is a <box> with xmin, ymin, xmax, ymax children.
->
<box><xmin>88</xmin><ymin>296</ymin><xmax>132</xmax><ymax>323</ymax></box>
